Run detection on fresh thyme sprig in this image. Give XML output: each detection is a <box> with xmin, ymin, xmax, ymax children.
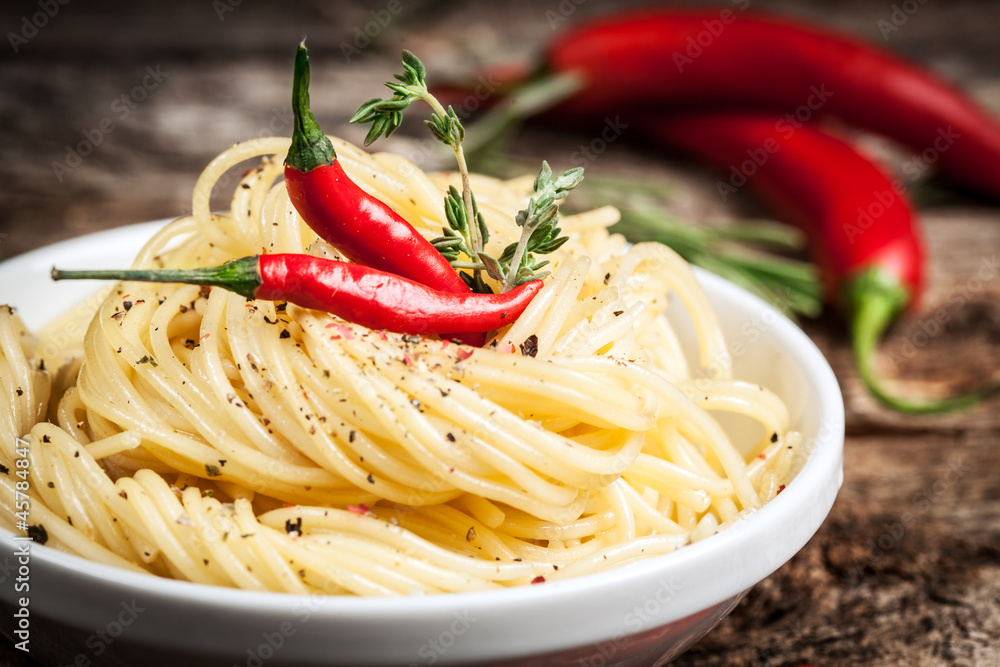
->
<box><xmin>499</xmin><ymin>161</ymin><xmax>582</xmax><ymax>291</ymax></box>
<box><xmin>431</xmin><ymin>162</ymin><xmax>580</xmax><ymax>292</ymax></box>
<box><xmin>431</xmin><ymin>184</ymin><xmax>492</xmax><ymax>292</ymax></box>
<box><xmin>351</xmin><ymin>51</ymin><xmax>485</xmax><ymax>281</ymax></box>
<box><xmin>351</xmin><ymin>51</ymin><xmax>581</xmax><ymax>293</ymax></box>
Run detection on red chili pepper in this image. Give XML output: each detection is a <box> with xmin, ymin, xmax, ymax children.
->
<box><xmin>430</xmin><ymin>11</ymin><xmax>1000</xmax><ymax>409</ymax></box>
<box><xmin>50</xmin><ymin>255</ymin><xmax>542</xmax><ymax>337</ymax></box>
<box><xmin>640</xmin><ymin>112</ymin><xmax>998</xmax><ymax>412</ymax></box>
<box><xmin>536</xmin><ymin>8</ymin><xmax>1000</xmax><ymax>198</ymax></box>
<box><xmin>283</xmin><ymin>43</ymin><xmax>469</xmax><ymax>295</ymax></box>
<box><xmin>644</xmin><ymin>114</ymin><xmax>924</xmax><ymax>304</ymax></box>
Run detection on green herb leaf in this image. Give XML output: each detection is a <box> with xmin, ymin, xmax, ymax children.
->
<box><xmin>400</xmin><ymin>50</ymin><xmax>426</xmax><ymax>85</ymax></box>
<box><xmin>349</xmin><ymin>98</ymin><xmax>387</xmax><ymax>124</ymax></box>
<box><xmin>444</xmin><ymin>186</ymin><xmax>468</xmax><ymax>234</ymax></box>
<box><xmin>478</xmin><ymin>253</ymin><xmax>504</xmax><ymax>282</ymax></box>
<box><xmin>349</xmin><ymin>51</ymin><xmax>428</xmax><ymax>146</ymax></box>
<box><xmin>500</xmin><ymin>161</ymin><xmax>582</xmax><ymax>291</ymax></box>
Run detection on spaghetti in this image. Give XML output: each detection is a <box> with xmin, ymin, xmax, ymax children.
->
<box><xmin>0</xmin><ymin>137</ymin><xmax>800</xmax><ymax>595</ymax></box>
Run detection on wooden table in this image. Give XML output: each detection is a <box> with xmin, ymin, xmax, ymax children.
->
<box><xmin>2</xmin><ymin>1</ymin><xmax>998</xmax><ymax>665</ymax></box>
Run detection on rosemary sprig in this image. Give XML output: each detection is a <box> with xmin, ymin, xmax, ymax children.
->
<box><xmin>610</xmin><ymin>208</ymin><xmax>823</xmax><ymax>320</ymax></box>
<box><xmin>564</xmin><ymin>174</ymin><xmax>822</xmax><ymax>320</ymax></box>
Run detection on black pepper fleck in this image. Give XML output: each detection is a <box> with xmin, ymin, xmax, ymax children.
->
<box><xmin>27</xmin><ymin>524</ymin><xmax>48</xmax><ymax>544</ymax></box>
<box><xmin>519</xmin><ymin>334</ymin><xmax>539</xmax><ymax>357</ymax></box>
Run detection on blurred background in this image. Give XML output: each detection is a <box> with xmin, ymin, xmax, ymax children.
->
<box><xmin>2</xmin><ymin>1</ymin><xmax>1000</xmax><ymax>665</ymax></box>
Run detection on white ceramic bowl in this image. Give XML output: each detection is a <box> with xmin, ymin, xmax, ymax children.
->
<box><xmin>0</xmin><ymin>221</ymin><xmax>844</xmax><ymax>667</ymax></box>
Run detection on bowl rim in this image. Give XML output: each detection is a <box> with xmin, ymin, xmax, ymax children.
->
<box><xmin>0</xmin><ymin>220</ymin><xmax>845</xmax><ymax>662</ymax></box>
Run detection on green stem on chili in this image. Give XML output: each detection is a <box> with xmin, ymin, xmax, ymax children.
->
<box><xmin>286</xmin><ymin>40</ymin><xmax>336</xmax><ymax>173</ymax></box>
<box><xmin>845</xmin><ymin>267</ymin><xmax>1000</xmax><ymax>413</ymax></box>
<box><xmin>55</xmin><ymin>258</ymin><xmax>263</xmax><ymax>298</ymax></box>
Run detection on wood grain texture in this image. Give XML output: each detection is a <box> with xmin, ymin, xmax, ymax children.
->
<box><xmin>1</xmin><ymin>1</ymin><xmax>999</xmax><ymax>665</ymax></box>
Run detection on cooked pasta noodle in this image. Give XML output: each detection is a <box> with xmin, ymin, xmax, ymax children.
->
<box><xmin>0</xmin><ymin>137</ymin><xmax>802</xmax><ymax>595</ymax></box>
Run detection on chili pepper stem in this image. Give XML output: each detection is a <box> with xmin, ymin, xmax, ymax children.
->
<box><xmin>286</xmin><ymin>41</ymin><xmax>337</xmax><ymax>172</ymax></box>
<box><xmin>846</xmin><ymin>267</ymin><xmax>1000</xmax><ymax>413</ymax></box>
<box><xmin>51</xmin><ymin>257</ymin><xmax>262</xmax><ymax>300</ymax></box>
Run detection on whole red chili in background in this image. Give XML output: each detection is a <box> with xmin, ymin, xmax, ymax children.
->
<box><xmin>639</xmin><ymin>113</ymin><xmax>924</xmax><ymax>307</ymax></box>
<box><xmin>50</xmin><ymin>255</ymin><xmax>542</xmax><ymax>337</ymax></box>
<box><xmin>432</xmin><ymin>7</ymin><xmax>1000</xmax><ymax>411</ymax></box>
<box><xmin>536</xmin><ymin>8</ymin><xmax>1000</xmax><ymax>199</ymax></box>
<box><xmin>634</xmin><ymin>112</ymin><xmax>1000</xmax><ymax>412</ymax></box>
